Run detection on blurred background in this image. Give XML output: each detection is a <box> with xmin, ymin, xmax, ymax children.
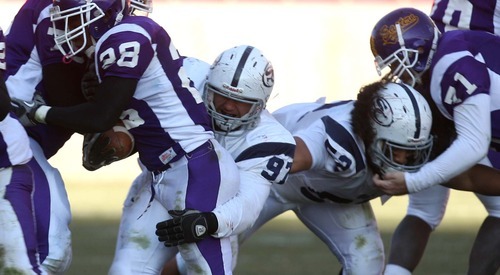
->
<box><xmin>1</xmin><ymin>1</ymin><xmax>491</xmax><ymax>274</ymax></box>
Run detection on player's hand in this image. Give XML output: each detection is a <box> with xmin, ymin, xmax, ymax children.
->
<box><xmin>10</xmin><ymin>94</ymin><xmax>46</xmax><ymax>127</ymax></box>
<box><xmin>373</xmin><ymin>171</ymin><xmax>409</xmax><ymax>195</ymax></box>
<box><xmin>155</xmin><ymin>209</ymin><xmax>218</xmax><ymax>247</ymax></box>
<box><xmin>82</xmin><ymin>132</ymin><xmax>119</xmax><ymax>171</ymax></box>
<box><xmin>81</xmin><ymin>62</ymin><xmax>99</xmax><ymax>101</ymax></box>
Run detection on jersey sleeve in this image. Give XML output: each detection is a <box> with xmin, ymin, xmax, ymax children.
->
<box><xmin>95</xmin><ymin>25</ymin><xmax>155</xmax><ymax>80</ymax></box>
<box><xmin>212</xmin><ymin>141</ymin><xmax>295</xmax><ymax>237</ymax></box>
<box><xmin>295</xmin><ymin>116</ymin><xmax>365</xmax><ymax>177</ymax></box>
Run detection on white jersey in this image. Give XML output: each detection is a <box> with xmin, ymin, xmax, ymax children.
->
<box><xmin>0</xmin><ymin>113</ymin><xmax>32</xmax><ymax>168</ymax></box>
<box><xmin>182</xmin><ymin>56</ymin><xmax>296</xmax><ymax>237</ymax></box>
<box><xmin>212</xmin><ymin>110</ymin><xmax>295</xmax><ymax>237</ymax></box>
<box><xmin>272</xmin><ymin>100</ymin><xmax>384</xmax><ymax>204</ymax></box>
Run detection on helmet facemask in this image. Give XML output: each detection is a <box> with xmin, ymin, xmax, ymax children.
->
<box><xmin>371</xmin><ymin>137</ymin><xmax>433</xmax><ymax>174</ymax></box>
<box><xmin>204</xmin><ymin>83</ymin><xmax>264</xmax><ymax>136</ymax></box>
<box><xmin>371</xmin><ymin>8</ymin><xmax>441</xmax><ymax>87</ymax></box>
<box><xmin>130</xmin><ymin>0</ymin><xmax>152</xmax><ymax>16</ymax></box>
<box><xmin>50</xmin><ymin>0</ymin><xmax>127</xmax><ymax>60</ymax></box>
<box><xmin>50</xmin><ymin>3</ymin><xmax>104</xmax><ymax>59</ymax></box>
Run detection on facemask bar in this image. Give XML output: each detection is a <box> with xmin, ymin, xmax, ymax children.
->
<box><xmin>50</xmin><ymin>3</ymin><xmax>105</xmax><ymax>59</ymax></box>
<box><xmin>374</xmin><ymin>23</ymin><xmax>440</xmax><ymax>87</ymax></box>
<box><xmin>130</xmin><ymin>0</ymin><xmax>153</xmax><ymax>16</ymax></box>
<box><xmin>205</xmin><ymin>83</ymin><xmax>263</xmax><ymax>135</ymax></box>
<box><xmin>373</xmin><ymin>137</ymin><xmax>433</xmax><ymax>173</ymax></box>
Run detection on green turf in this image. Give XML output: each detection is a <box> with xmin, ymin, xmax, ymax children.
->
<box><xmin>66</xmin><ymin>215</ymin><xmax>482</xmax><ymax>275</ymax></box>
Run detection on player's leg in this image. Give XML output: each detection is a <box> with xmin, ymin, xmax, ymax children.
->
<box><xmin>468</xmin><ymin>152</ymin><xmax>500</xmax><ymax>275</ymax></box>
<box><xmin>168</xmin><ymin>140</ymin><xmax>240</xmax><ymax>275</ymax></box>
<box><xmin>384</xmin><ymin>185</ymin><xmax>449</xmax><ymax>275</ymax></box>
<box><xmin>29</xmin><ymin>138</ymin><xmax>72</xmax><ymax>274</ymax></box>
<box><xmin>0</xmin><ymin>165</ymin><xmax>45</xmax><ymax>274</ymax></box>
<box><xmin>295</xmin><ymin>202</ymin><xmax>385</xmax><ymax>275</ymax></box>
<box><xmin>162</xmin><ymin>189</ymin><xmax>294</xmax><ymax>275</ymax></box>
<box><xmin>109</xmin><ymin>168</ymin><xmax>177</xmax><ymax>275</ymax></box>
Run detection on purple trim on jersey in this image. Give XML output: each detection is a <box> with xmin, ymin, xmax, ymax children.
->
<box><xmin>5</xmin><ymin>165</ymin><xmax>43</xmax><ymax>274</ymax></box>
<box><xmin>197</xmin><ymin>237</ymin><xmax>225</xmax><ymax>275</ymax></box>
<box><xmin>127</xmin><ymin>17</ymin><xmax>212</xmax><ymax>130</ymax></box>
<box><xmin>235</xmin><ymin>142</ymin><xmax>295</xmax><ymax>162</ymax></box>
<box><xmin>184</xmin><ymin>140</ymin><xmax>225</xmax><ymax>274</ymax></box>
<box><xmin>493</xmin><ymin>111</ymin><xmax>500</xmax><ymax>139</ymax></box>
<box><xmin>5</xmin><ymin>0</ymin><xmax>61</xmax><ymax>79</ymax></box>
<box><xmin>0</xmin><ymin>131</ymin><xmax>11</xmax><ymax>167</ymax></box>
<box><xmin>431</xmin><ymin>0</ymin><xmax>497</xmax><ymax>33</ymax></box>
<box><xmin>27</xmin><ymin>158</ymin><xmax>51</xmax><ymax>263</ymax></box>
<box><xmin>321</xmin><ymin>116</ymin><xmax>366</xmax><ymax>173</ymax></box>
<box><xmin>97</xmin><ymin>31</ymin><xmax>154</xmax><ymax>80</ymax></box>
<box><xmin>488</xmin><ymin>149</ymin><xmax>500</xmax><ymax>169</ymax></box>
<box><xmin>185</xmin><ymin>141</ymin><xmax>221</xmax><ymax>211</ymax></box>
<box><xmin>432</xmin><ymin>31</ymin><xmax>493</xmax><ymax>118</ymax></box>
<box><xmin>126</xmin><ymin>99</ymin><xmax>187</xmax><ymax>171</ymax></box>
<box><xmin>26</xmin><ymin>125</ymin><xmax>74</xmax><ymax>159</ymax></box>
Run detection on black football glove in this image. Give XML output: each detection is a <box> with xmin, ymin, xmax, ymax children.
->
<box><xmin>82</xmin><ymin>132</ymin><xmax>118</xmax><ymax>171</ymax></box>
<box><xmin>10</xmin><ymin>94</ymin><xmax>46</xmax><ymax>127</ymax></box>
<box><xmin>155</xmin><ymin>209</ymin><xmax>218</xmax><ymax>247</ymax></box>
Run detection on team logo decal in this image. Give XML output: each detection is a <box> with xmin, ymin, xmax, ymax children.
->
<box><xmin>262</xmin><ymin>62</ymin><xmax>274</xmax><ymax>88</ymax></box>
<box><xmin>380</xmin><ymin>13</ymin><xmax>419</xmax><ymax>45</ymax></box>
<box><xmin>372</xmin><ymin>97</ymin><xmax>393</xmax><ymax>127</ymax></box>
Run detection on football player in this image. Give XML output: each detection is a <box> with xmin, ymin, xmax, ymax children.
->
<box><xmin>0</xmin><ymin>26</ymin><xmax>43</xmax><ymax>275</ymax></box>
<box><xmin>160</xmin><ymin>81</ymin><xmax>435</xmax><ymax>275</ymax></box>
<box><xmin>5</xmin><ymin>0</ymin><xmax>90</xmax><ymax>273</ymax></box>
<box><xmin>154</xmin><ymin>45</ymin><xmax>295</xmax><ymax>274</ymax></box>
<box><xmin>14</xmin><ymin>0</ymin><xmax>241</xmax><ymax>274</ymax></box>
<box><xmin>371</xmin><ymin>7</ymin><xmax>500</xmax><ymax>275</ymax></box>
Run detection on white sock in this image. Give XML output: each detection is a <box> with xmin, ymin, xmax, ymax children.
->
<box><xmin>384</xmin><ymin>264</ymin><xmax>412</xmax><ymax>275</ymax></box>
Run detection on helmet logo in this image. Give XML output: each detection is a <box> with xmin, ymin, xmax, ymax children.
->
<box><xmin>262</xmin><ymin>62</ymin><xmax>274</xmax><ymax>88</ymax></box>
<box><xmin>222</xmin><ymin>83</ymin><xmax>243</xmax><ymax>94</ymax></box>
<box><xmin>372</xmin><ymin>97</ymin><xmax>393</xmax><ymax>127</ymax></box>
<box><xmin>380</xmin><ymin>13</ymin><xmax>419</xmax><ymax>45</ymax></box>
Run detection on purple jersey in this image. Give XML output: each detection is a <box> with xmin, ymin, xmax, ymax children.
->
<box><xmin>94</xmin><ymin>16</ymin><xmax>213</xmax><ymax>171</ymax></box>
<box><xmin>430</xmin><ymin>30</ymin><xmax>500</xmax><ymax>140</ymax></box>
<box><xmin>5</xmin><ymin>0</ymin><xmax>77</xmax><ymax>158</ymax></box>
<box><xmin>431</xmin><ymin>0</ymin><xmax>500</xmax><ymax>34</ymax></box>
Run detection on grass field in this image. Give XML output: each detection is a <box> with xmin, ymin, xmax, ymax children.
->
<box><xmin>63</xmin><ymin>180</ymin><xmax>496</xmax><ymax>275</ymax></box>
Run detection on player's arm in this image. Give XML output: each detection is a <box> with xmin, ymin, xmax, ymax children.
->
<box><xmin>156</xmin><ymin>142</ymin><xmax>295</xmax><ymax>245</ymax></box>
<box><xmin>42</xmin><ymin>62</ymin><xmax>87</xmax><ymax>107</ymax></box>
<box><xmin>36</xmin><ymin>76</ymin><xmax>137</xmax><ymax>133</ymax></box>
<box><xmin>405</xmin><ymin>94</ymin><xmax>491</xmax><ymax>192</ymax></box>
<box><xmin>290</xmin><ymin>136</ymin><xmax>312</xmax><ymax>173</ymax></box>
<box><xmin>444</xmin><ymin>164</ymin><xmax>500</xmax><ymax>195</ymax></box>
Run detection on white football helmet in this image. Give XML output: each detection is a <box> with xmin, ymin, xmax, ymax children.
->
<box><xmin>370</xmin><ymin>82</ymin><xmax>433</xmax><ymax>173</ymax></box>
<box><xmin>204</xmin><ymin>45</ymin><xmax>274</xmax><ymax>135</ymax></box>
<box><xmin>130</xmin><ymin>0</ymin><xmax>152</xmax><ymax>16</ymax></box>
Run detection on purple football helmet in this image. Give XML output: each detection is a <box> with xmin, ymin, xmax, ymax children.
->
<box><xmin>370</xmin><ymin>8</ymin><xmax>441</xmax><ymax>86</ymax></box>
<box><xmin>50</xmin><ymin>0</ymin><xmax>129</xmax><ymax>59</ymax></box>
